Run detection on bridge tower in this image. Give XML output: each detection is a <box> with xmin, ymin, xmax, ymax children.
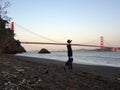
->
<box><xmin>11</xmin><ymin>21</ymin><xmax>14</xmax><ymax>32</ymax></box>
<box><xmin>100</xmin><ymin>36</ymin><xmax>104</xmax><ymax>51</ymax></box>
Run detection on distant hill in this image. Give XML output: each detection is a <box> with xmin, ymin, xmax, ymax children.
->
<box><xmin>77</xmin><ymin>47</ymin><xmax>120</xmax><ymax>52</ymax></box>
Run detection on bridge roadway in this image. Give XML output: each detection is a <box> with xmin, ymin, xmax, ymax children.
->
<box><xmin>21</xmin><ymin>41</ymin><xmax>117</xmax><ymax>49</ymax></box>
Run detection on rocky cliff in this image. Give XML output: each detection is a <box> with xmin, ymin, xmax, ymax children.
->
<box><xmin>0</xmin><ymin>19</ymin><xmax>26</xmax><ymax>54</ymax></box>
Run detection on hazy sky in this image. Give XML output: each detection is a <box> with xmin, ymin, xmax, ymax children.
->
<box><xmin>7</xmin><ymin>0</ymin><xmax>120</xmax><ymax>51</ymax></box>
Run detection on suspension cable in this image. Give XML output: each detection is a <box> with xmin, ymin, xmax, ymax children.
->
<box><xmin>15</xmin><ymin>23</ymin><xmax>61</xmax><ymax>43</ymax></box>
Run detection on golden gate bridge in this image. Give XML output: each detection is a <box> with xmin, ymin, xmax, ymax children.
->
<box><xmin>10</xmin><ymin>22</ymin><xmax>120</xmax><ymax>52</ymax></box>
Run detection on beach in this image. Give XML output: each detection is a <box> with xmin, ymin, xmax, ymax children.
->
<box><xmin>0</xmin><ymin>54</ymin><xmax>120</xmax><ymax>90</ymax></box>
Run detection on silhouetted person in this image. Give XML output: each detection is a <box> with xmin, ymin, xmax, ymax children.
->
<box><xmin>65</xmin><ymin>39</ymin><xmax>73</xmax><ymax>70</ymax></box>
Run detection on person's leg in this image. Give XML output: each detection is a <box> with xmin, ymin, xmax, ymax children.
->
<box><xmin>68</xmin><ymin>58</ymin><xmax>73</xmax><ymax>70</ymax></box>
<box><xmin>70</xmin><ymin>63</ymin><xmax>72</xmax><ymax>70</ymax></box>
<box><xmin>69</xmin><ymin>58</ymin><xmax>73</xmax><ymax>70</ymax></box>
<box><xmin>67</xmin><ymin>58</ymin><xmax>70</xmax><ymax>70</ymax></box>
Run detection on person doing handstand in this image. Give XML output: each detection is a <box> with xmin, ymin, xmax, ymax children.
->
<box><xmin>66</xmin><ymin>39</ymin><xmax>73</xmax><ymax>70</ymax></box>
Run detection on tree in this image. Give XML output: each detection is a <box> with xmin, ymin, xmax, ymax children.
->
<box><xmin>0</xmin><ymin>0</ymin><xmax>11</xmax><ymax>21</ymax></box>
<box><xmin>0</xmin><ymin>0</ymin><xmax>11</xmax><ymax>30</ymax></box>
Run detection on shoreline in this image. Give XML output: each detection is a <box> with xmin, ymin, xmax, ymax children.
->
<box><xmin>6</xmin><ymin>54</ymin><xmax>120</xmax><ymax>80</ymax></box>
<box><xmin>14</xmin><ymin>54</ymin><xmax>120</xmax><ymax>80</ymax></box>
<box><xmin>0</xmin><ymin>54</ymin><xmax>120</xmax><ymax>89</ymax></box>
<box><xmin>16</xmin><ymin>51</ymin><xmax>120</xmax><ymax>68</ymax></box>
<box><xmin>16</xmin><ymin>54</ymin><xmax>120</xmax><ymax>68</ymax></box>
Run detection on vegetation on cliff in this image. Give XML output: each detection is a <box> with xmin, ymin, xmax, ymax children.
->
<box><xmin>0</xmin><ymin>0</ymin><xmax>26</xmax><ymax>54</ymax></box>
<box><xmin>0</xmin><ymin>19</ymin><xmax>26</xmax><ymax>54</ymax></box>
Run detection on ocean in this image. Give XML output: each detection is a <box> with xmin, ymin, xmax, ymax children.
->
<box><xmin>16</xmin><ymin>51</ymin><xmax>120</xmax><ymax>67</ymax></box>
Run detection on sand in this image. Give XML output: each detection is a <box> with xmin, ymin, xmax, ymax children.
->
<box><xmin>0</xmin><ymin>54</ymin><xmax>120</xmax><ymax>90</ymax></box>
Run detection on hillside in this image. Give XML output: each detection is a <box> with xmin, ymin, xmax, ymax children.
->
<box><xmin>0</xmin><ymin>19</ymin><xmax>26</xmax><ymax>54</ymax></box>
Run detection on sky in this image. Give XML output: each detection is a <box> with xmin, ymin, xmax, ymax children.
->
<box><xmin>6</xmin><ymin>0</ymin><xmax>120</xmax><ymax>51</ymax></box>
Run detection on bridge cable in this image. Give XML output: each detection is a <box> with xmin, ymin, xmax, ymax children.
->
<box><xmin>15</xmin><ymin>23</ymin><xmax>61</xmax><ymax>43</ymax></box>
<box><xmin>80</xmin><ymin>37</ymin><xmax>100</xmax><ymax>45</ymax></box>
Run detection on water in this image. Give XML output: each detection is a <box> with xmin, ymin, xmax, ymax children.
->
<box><xmin>16</xmin><ymin>51</ymin><xmax>120</xmax><ymax>67</ymax></box>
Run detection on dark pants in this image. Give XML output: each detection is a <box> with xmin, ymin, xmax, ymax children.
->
<box><xmin>65</xmin><ymin>58</ymin><xmax>73</xmax><ymax>70</ymax></box>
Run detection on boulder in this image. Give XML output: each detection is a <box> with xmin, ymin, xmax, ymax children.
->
<box><xmin>38</xmin><ymin>48</ymin><xmax>50</xmax><ymax>54</ymax></box>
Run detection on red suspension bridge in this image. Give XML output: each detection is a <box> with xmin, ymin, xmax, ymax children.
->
<box><xmin>20</xmin><ymin>37</ymin><xmax>120</xmax><ymax>52</ymax></box>
<box><xmin>10</xmin><ymin>22</ymin><xmax>120</xmax><ymax>52</ymax></box>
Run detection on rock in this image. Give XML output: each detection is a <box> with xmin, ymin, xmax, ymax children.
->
<box><xmin>38</xmin><ymin>48</ymin><xmax>51</xmax><ymax>54</ymax></box>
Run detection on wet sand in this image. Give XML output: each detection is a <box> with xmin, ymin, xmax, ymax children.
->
<box><xmin>0</xmin><ymin>54</ymin><xmax>120</xmax><ymax>90</ymax></box>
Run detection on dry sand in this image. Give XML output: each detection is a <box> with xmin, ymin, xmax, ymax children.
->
<box><xmin>0</xmin><ymin>54</ymin><xmax>120</xmax><ymax>90</ymax></box>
